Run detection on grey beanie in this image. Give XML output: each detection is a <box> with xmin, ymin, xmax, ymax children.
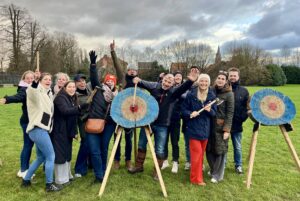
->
<box><xmin>127</xmin><ymin>63</ymin><xmax>138</xmax><ymax>71</ymax></box>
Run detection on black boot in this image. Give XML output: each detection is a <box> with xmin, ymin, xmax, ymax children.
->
<box><xmin>21</xmin><ymin>179</ymin><xmax>31</xmax><ymax>187</ymax></box>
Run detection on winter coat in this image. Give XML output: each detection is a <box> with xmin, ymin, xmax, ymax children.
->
<box><xmin>26</xmin><ymin>82</ymin><xmax>54</xmax><ymax>133</ymax></box>
<box><xmin>88</xmin><ymin>64</ymin><xmax>115</xmax><ymax>125</ymax></box>
<box><xmin>231</xmin><ymin>81</ymin><xmax>249</xmax><ymax>133</ymax></box>
<box><xmin>138</xmin><ymin>79</ymin><xmax>194</xmax><ymax>127</ymax></box>
<box><xmin>207</xmin><ymin>83</ymin><xmax>234</xmax><ymax>155</ymax></box>
<box><xmin>51</xmin><ymin>89</ymin><xmax>80</xmax><ymax>164</ymax></box>
<box><xmin>4</xmin><ymin>83</ymin><xmax>29</xmax><ymax>124</ymax></box>
<box><xmin>181</xmin><ymin>87</ymin><xmax>216</xmax><ymax>140</ymax></box>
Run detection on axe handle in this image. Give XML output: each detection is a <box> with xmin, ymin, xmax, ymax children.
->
<box><xmin>196</xmin><ymin>99</ymin><xmax>217</xmax><ymax>114</ymax></box>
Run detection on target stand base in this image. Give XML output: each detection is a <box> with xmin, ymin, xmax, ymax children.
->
<box><xmin>98</xmin><ymin>125</ymin><xmax>168</xmax><ymax>198</ymax></box>
<box><xmin>246</xmin><ymin>123</ymin><xmax>300</xmax><ymax>189</ymax></box>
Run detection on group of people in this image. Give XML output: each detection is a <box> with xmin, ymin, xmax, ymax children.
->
<box><xmin>0</xmin><ymin>41</ymin><xmax>250</xmax><ymax>191</ymax></box>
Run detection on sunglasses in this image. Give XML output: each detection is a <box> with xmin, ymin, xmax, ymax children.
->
<box><xmin>219</xmin><ymin>70</ymin><xmax>228</xmax><ymax>75</ymax></box>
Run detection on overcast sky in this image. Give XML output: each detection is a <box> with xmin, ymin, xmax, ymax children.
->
<box><xmin>2</xmin><ymin>0</ymin><xmax>300</xmax><ymax>52</ymax></box>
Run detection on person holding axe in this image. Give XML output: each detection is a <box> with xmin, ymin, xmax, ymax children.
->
<box><xmin>181</xmin><ymin>73</ymin><xmax>217</xmax><ymax>186</ymax></box>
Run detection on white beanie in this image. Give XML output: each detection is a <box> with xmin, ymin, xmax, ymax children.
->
<box><xmin>198</xmin><ymin>73</ymin><xmax>211</xmax><ymax>86</ymax></box>
<box><xmin>127</xmin><ymin>63</ymin><xmax>138</xmax><ymax>71</ymax></box>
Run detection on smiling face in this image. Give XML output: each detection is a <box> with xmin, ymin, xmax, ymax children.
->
<box><xmin>216</xmin><ymin>74</ymin><xmax>227</xmax><ymax>88</ymax></box>
<box><xmin>57</xmin><ymin>74</ymin><xmax>68</xmax><ymax>88</ymax></box>
<box><xmin>75</xmin><ymin>78</ymin><xmax>86</xmax><ymax>90</ymax></box>
<box><xmin>229</xmin><ymin>71</ymin><xmax>239</xmax><ymax>83</ymax></box>
<box><xmin>198</xmin><ymin>78</ymin><xmax>209</xmax><ymax>90</ymax></box>
<box><xmin>127</xmin><ymin>69</ymin><xmax>137</xmax><ymax>76</ymax></box>
<box><xmin>23</xmin><ymin>72</ymin><xmax>34</xmax><ymax>85</ymax></box>
<box><xmin>174</xmin><ymin>74</ymin><xmax>183</xmax><ymax>85</ymax></box>
<box><xmin>162</xmin><ymin>74</ymin><xmax>174</xmax><ymax>90</ymax></box>
<box><xmin>40</xmin><ymin>75</ymin><xmax>52</xmax><ymax>90</ymax></box>
<box><xmin>65</xmin><ymin>82</ymin><xmax>76</xmax><ymax>96</ymax></box>
<box><xmin>105</xmin><ymin>79</ymin><xmax>115</xmax><ymax>89</ymax></box>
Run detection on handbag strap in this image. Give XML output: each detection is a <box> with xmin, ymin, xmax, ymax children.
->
<box><xmin>87</xmin><ymin>86</ymin><xmax>111</xmax><ymax>120</ymax></box>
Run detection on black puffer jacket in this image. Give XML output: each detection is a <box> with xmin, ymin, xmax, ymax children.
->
<box><xmin>5</xmin><ymin>86</ymin><xmax>29</xmax><ymax>124</ymax></box>
<box><xmin>231</xmin><ymin>81</ymin><xmax>249</xmax><ymax>133</ymax></box>
<box><xmin>138</xmin><ymin>79</ymin><xmax>194</xmax><ymax>127</ymax></box>
<box><xmin>88</xmin><ymin>64</ymin><xmax>114</xmax><ymax>124</ymax></box>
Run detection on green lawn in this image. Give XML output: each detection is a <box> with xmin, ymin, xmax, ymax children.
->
<box><xmin>0</xmin><ymin>85</ymin><xmax>300</xmax><ymax>201</ymax></box>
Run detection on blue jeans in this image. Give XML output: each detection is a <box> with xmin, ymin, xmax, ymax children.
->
<box><xmin>74</xmin><ymin>137</ymin><xmax>89</xmax><ymax>175</ymax></box>
<box><xmin>24</xmin><ymin>127</ymin><xmax>55</xmax><ymax>184</ymax></box>
<box><xmin>231</xmin><ymin>131</ymin><xmax>242</xmax><ymax>167</ymax></box>
<box><xmin>183</xmin><ymin>132</ymin><xmax>190</xmax><ymax>162</ymax></box>
<box><xmin>86</xmin><ymin>123</ymin><xmax>115</xmax><ymax>179</ymax></box>
<box><xmin>114</xmin><ymin>128</ymin><xmax>133</xmax><ymax>161</ymax></box>
<box><xmin>20</xmin><ymin>121</ymin><xmax>34</xmax><ymax>171</ymax></box>
<box><xmin>138</xmin><ymin>125</ymin><xmax>168</xmax><ymax>159</ymax></box>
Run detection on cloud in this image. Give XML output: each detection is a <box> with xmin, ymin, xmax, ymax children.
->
<box><xmin>1</xmin><ymin>0</ymin><xmax>298</xmax><ymax>51</ymax></box>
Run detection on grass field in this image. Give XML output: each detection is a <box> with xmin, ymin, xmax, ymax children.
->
<box><xmin>0</xmin><ymin>85</ymin><xmax>300</xmax><ymax>201</ymax></box>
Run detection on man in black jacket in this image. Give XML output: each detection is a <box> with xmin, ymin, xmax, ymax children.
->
<box><xmin>128</xmin><ymin>71</ymin><xmax>198</xmax><ymax>179</ymax></box>
<box><xmin>228</xmin><ymin>67</ymin><xmax>249</xmax><ymax>174</ymax></box>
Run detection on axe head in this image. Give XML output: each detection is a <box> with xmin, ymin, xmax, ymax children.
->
<box><xmin>215</xmin><ymin>98</ymin><xmax>224</xmax><ymax>106</ymax></box>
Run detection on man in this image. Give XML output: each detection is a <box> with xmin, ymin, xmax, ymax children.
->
<box><xmin>228</xmin><ymin>67</ymin><xmax>249</xmax><ymax>174</ymax></box>
<box><xmin>128</xmin><ymin>71</ymin><xmax>198</xmax><ymax>179</ymax></box>
<box><xmin>74</xmin><ymin>74</ymin><xmax>92</xmax><ymax>177</ymax></box>
<box><xmin>110</xmin><ymin>41</ymin><xmax>138</xmax><ymax>170</ymax></box>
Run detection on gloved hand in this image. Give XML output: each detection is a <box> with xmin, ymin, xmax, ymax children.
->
<box><xmin>78</xmin><ymin>103</ymin><xmax>89</xmax><ymax>111</ymax></box>
<box><xmin>89</xmin><ymin>50</ymin><xmax>97</xmax><ymax>64</ymax></box>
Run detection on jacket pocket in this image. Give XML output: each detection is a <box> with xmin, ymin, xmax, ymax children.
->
<box><xmin>41</xmin><ymin>112</ymin><xmax>50</xmax><ymax>126</ymax></box>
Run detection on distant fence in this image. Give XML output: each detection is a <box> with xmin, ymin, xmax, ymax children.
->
<box><xmin>0</xmin><ymin>72</ymin><xmax>21</xmax><ymax>85</ymax></box>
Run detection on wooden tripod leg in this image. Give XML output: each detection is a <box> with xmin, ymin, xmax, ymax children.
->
<box><xmin>246</xmin><ymin>125</ymin><xmax>259</xmax><ymax>189</ymax></box>
<box><xmin>98</xmin><ymin>126</ymin><xmax>123</xmax><ymax>197</ymax></box>
<box><xmin>144</xmin><ymin>126</ymin><xmax>168</xmax><ymax>198</ymax></box>
<box><xmin>279</xmin><ymin>125</ymin><xmax>300</xmax><ymax>172</ymax></box>
<box><xmin>134</xmin><ymin>128</ymin><xmax>137</xmax><ymax>163</ymax></box>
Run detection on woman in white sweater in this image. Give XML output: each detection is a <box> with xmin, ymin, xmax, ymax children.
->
<box><xmin>22</xmin><ymin>72</ymin><xmax>61</xmax><ymax>192</ymax></box>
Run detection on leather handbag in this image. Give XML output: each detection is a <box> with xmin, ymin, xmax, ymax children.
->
<box><xmin>85</xmin><ymin>118</ymin><xmax>106</xmax><ymax>134</ymax></box>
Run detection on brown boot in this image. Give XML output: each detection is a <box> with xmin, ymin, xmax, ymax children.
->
<box><xmin>128</xmin><ymin>149</ymin><xmax>146</xmax><ymax>174</ymax></box>
<box><xmin>153</xmin><ymin>159</ymin><xmax>164</xmax><ymax>180</ymax></box>
<box><xmin>113</xmin><ymin>160</ymin><xmax>120</xmax><ymax>170</ymax></box>
<box><xmin>125</xmin><ymin>160</ymin><xmax>132</xmax><ymax>170</ymax></box>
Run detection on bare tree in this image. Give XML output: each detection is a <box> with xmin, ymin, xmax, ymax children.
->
<box><xmin>0</xmin><ymin>4</ymin><xmax>29</xmax><ymax>72</ymax></box>
<box><xmin>280</xmin><ymin>45</ymin><xmax>291</xmax><ymax>64</ymax></box>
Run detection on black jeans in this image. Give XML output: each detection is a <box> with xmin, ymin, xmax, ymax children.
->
<box><xmin>165</xmin><ymin>120</ymin><xmax>181</xmax><ymax>162</ymax></box>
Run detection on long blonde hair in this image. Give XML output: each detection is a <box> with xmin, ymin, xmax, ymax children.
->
<box><xmin>20</xmin><ymin>70</ymin><xmax>34</xmax><ymax>82</ymax></box>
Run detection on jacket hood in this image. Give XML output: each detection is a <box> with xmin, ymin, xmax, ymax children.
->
<box><xmin>213</xmin><ymin>82</ymin><xmax>232</xmax><ymax>94</ymax></box>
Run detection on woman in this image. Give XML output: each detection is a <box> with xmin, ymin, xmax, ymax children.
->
<box><xmin>0</xmin><ymin>70</ymin><xmax>35</xmax><ymax>178</ymax></box>
<box><xmin>86</xmin><ymin>51</ymin><xmax>118</xmax><ymax>183</ymax></box>
<box><xmin>181</xmin><ymin>73</ymin><xmax>216</xmax><ymax>186</ymax></box>
<box><xmin>206</xmin><ymin>71</ymin><xmax>234</xmax><ymax>183</ymax></box>
<box><xmin>51</xmin><ymin>81</ymin><xmax>87</xmax><ymax>185</ymax></box>
<box><xmin>22</xmin><ymin>73</ymin><xmax>61</xmax><ymax>192</ymax></box>
<box><xmin>52</xmin><ymin>72</ymin><xmax>70</xmax><ymax>97</ymax></box>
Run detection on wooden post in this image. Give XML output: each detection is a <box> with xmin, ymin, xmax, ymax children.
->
<box><xmin>144</xmin><ymin>126</ymin><xmax>168</xmax><ymax>198</ymax></box>
<box><xmin>246</xmin><ymin>124</ymin><xmax>259</xmax><ymax>189</ymax></box>
<box><xmin>279</xmin><ymin>125</ymin><xmax>300</xmax><ymax>171</ymax></box>
<box><xmin>99</xmin><ymin>126</ymin><xmax>123</xmax><ymax>197</ymax></box>
<box><xmin>36</xmin><ymin>51</ymin><xmax>39</xmax><ymax>71</ymax></box>
<box><xmin>134</xmin><ymin>128</ymin><xmax>137</xmax><ymax>163</ymax></box>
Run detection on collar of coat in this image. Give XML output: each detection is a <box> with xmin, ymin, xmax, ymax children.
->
<box><xmin>213</xmin><ymin>82</ymin><xmax>232</xmax><ymax>94</ymax></box>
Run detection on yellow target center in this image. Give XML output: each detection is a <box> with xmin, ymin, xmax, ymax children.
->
<box><xmin>260</xmin><ymin>95</ymin><xmax>285</xmax><ymax>119</ymax></box>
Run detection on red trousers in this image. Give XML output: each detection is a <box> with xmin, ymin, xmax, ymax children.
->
<box><xmin>189</xmin><ymin>138</ymin><xmax>208</xmax><ymax>184</ymax></box>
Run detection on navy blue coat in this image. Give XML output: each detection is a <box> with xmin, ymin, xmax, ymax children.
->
<box><xmin>181</xmin><ymin>88</ymin><xmax>216</xmax><ymax>140</ymax></box>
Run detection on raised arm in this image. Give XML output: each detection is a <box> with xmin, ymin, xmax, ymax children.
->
<box><xmin>89</xmin><ymin>50</ymin><xmax>101</xmax><ymax>89</ymax></box>
<box><xmin>133</xmin><ymin>77</ymin><xmax>157</xmax><ymax>92</ymax></box>
<box><xmin>172</xmin><ymin>71</ymin><xmax>198</xmax><ymax>98</ymax></box>
<box><xmin>110</xmin><ymin>40</ymin><xmax>125</xmax><ymax>87</ymax></box>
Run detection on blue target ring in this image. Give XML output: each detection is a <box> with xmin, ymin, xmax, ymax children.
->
<box><xmin>250</xmin><ymin>89</ymin><xmax>296</xmax><ymax>125</ymax></box>
<box><xmin>111</xmin><ymin>88</ymin><xmax>159</xmax><ymax>128</ymax></box>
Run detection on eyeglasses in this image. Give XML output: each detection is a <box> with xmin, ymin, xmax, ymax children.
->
<box><xmin>219</xmin><ymin>70</ymin><xmax>228</xmax><ymax>75</ymax></box>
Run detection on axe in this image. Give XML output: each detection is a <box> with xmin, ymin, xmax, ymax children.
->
<box><xmin>190</xmin><ymin>98</ymin><xmax>224</xmax><ymax>118</ymax></box>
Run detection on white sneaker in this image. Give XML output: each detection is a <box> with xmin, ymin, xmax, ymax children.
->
<box><xmin>17</xmin><ymin>170</ymin><xmax>35</xmax><ymax>179</ymax></box>
<box><xmin>161</xmin><ymin>160</ymin><xmax>169</xmax><ymax>170</ymax></box>
<box><xmin>211</xmin><ymin>178</ymin><xmax>218</xmax><ymax>184</ymax></box>
<box><xmin>74</xmin><ymin>173</ymin><xmax>82</xmax><ymax>178</ymax></box>
<box><xmin>184</xmin><ymin>162</ymin><xmax>190</xmax><ymax>170</ymax></box>
<box><xmin>171</xmin><ymin>162</ymin><xmax>179</xmax><ymax>173</ymax></box>
<box><xmin>207</xmin><ymin>171</ymin><xmax>211</xmax><ymax>176</ymax></box>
